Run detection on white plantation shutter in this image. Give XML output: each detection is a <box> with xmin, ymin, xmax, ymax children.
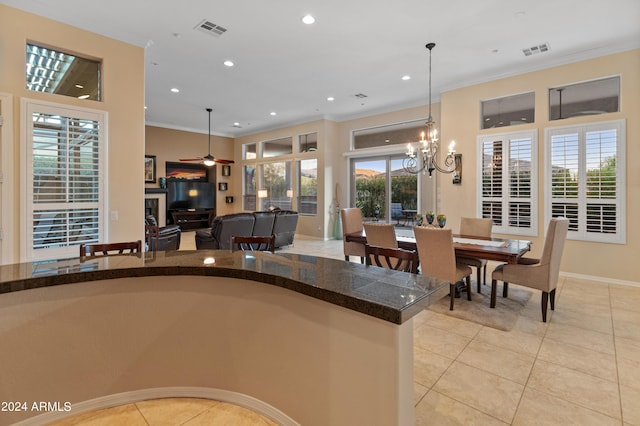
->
<box><xmin>481</xmin><ymin>139</ymin><xmax>503</xmax><ymax>226</ymax></box>
<box><xmin>545</xmin><ymin>120</ymin><xmax>625</xmax><ymax>243</ymax></box>
<box><xmin>477</xmin><ymin>130</ymin><xmax>537</xmax><ymax>236</ymax></box>
<box><xmin>508</xmin><ymin>138</ymin><xmax>533</xmax><ymax>229</ymax></box>
<box><xmin>23</xmin><ymin>101</ymin><xmax>105</xmax><ymax>261</ymax></box>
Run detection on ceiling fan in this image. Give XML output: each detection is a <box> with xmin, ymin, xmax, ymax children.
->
<box><xmin>180</xmin><ymin>108</ymin><xmax>234</xmax><ymax>166</ymax></box>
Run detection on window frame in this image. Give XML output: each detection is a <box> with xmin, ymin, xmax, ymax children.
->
<box><xmin>544</xmin><ymin>119</ymin><xmax>626</xmax><ymax>244</ymax></box>
<box><xmin>20</xmin><ymin>98</ymin><xmax>106</xmax><ymax>261</ymax></box>
<box><xmin>241</xmin><ymin>131</ymin><xmax>318</xmax><ymax>213</ymax></box>
<box><xmin>297</xmin><ymin>158</ymin><xmax>318</xmax><ymax>216</ymax></box>
<box><xmin>476</xmin><ymin>129</ymin><xmax>538</xmax><ymax>237</ymax></box>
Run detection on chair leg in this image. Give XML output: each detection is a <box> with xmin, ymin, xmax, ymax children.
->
<box><xmin>466</xmin><ymin>276</ymin><xmax>472</xmax><ymax>301</ymax></box>
<box><xmin>483</xmin><ymin>265</ymin><xmax>487</xmax><ymax>286</ymax></box>
<box><xmin>476</xmin><ymin>267</ymin><xmax>481</xmax><ymax>293</ymax></box>
<box><xmin>550</xmin><ymin>288</ymin><xmax>556</xmax><ymax>311</ymax></box>
<box><xmin>503</xmin><ymin>282</ymin><xmax>509</xmax><ymax>298</ymax></box>
<box><xmin>490</xmin><ymin>279</ymin><xmax>497</xmax><ymax>308</ymax></box>
<box><xmin>541</xmin><ymin>291</ymin><xmax>549</xmax><ymax>322</ymax></box>
<box><xmin>449</xmin><ymin>283</ymin><xmax>455</xmax><ymax>311</ymax></box>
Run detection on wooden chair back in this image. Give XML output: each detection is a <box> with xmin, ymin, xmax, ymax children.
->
<box><xmin>79</xmin><ymin>240</ymin><xmax>142</xmax><ymax>257</ymax></box>
<box><xmin>231</xmin><ymin>235</ymin><xmax>276</xmax><ymax>253</ymax></box>
<box><xmin>364</xmin><ymin>244</ymin><xmax>419</xmax><ymax>274</ymax></box>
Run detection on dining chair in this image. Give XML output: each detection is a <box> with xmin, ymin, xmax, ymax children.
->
<box><xmin>363</xmin><ymin>223</ymin><xmax>398</xmax><ymax>248</ymax></box>
<box><xmin>414</xmin><ymin>226</ymin><xmax>472</xmax><ymax>310</ymax></box>
<box><xmin>364</xmin><ymin>244</ymin><xmax>419</xmax><ymax>274</ymax></box>
<box><xmin>490</xmin><ymin>218</ymin><xmax>569</xmax><ymax>322</ymax></box>
<box><xmin>231</xmin><ymin>235</ymin><xmax>276</xmax><ymax>253</ymax></box>
<box><xmin>79</xmin><ymin>240</ymin><xmax>142</xmax><ymax>257</ymax></box>
<box><xmin>456</xmin><ymin>217</ymin><xmax>493</xmax><ymax>293</ymax></box>
<box><xmin>341</xmin><ymin>208</ymin><xmax>365</xmax><ymax>263</ymax></box>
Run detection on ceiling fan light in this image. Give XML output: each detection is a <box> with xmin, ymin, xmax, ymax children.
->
<box><xmin>203</xmin><ymin>155</ymin><xmax>215</xmax><ymax>166</ymax></box>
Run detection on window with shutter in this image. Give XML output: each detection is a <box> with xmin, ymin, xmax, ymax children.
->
<box><xmin>477</xmin><ymin>130</ymin><xmax>537</xmax><ymax>236</ymax></box>
<box><xmin>545</xmin><ymin>120</ymin><xmax>625</xmax><ymax>243</ymax></box>
<box><xmin>22</xmin><ymin>100</ymin><xmax>105</xmax><ymax>261</ymax></box>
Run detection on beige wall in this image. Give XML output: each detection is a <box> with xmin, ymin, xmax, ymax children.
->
<box><xmin>145</xmin><ymin>126</ymin><xmax>235</xmax><ymax>216</ymax></box>
<box><xmin>0</xmin><ymin>5</ymin><xmax>145</xmax><ymax>260</ymax></box>
<box><xmin>440</xmin><ymin>49</ymin><xmax>640</xmax><ymax>283</ymax></box>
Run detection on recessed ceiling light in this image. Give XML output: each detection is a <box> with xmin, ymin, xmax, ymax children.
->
<box><xmin>402</xmin><ymin>75</ymin><xmax>411</xmax><ymax>81</ymax></box>
<box><xmin>75</xmin><ymin>84</ymin><xmax>84</xmax><ymax>89</ymax></box>
<box><xmin>270</xmin><ymin>112</ymin><xmax>277</xmax><ymax>116</ymax></box>
<box><xmin>302</xmin><ymin>14</ymin><xmax>315</xmax><ymax>24</ymax></box>
<box><xmin>233</xmin><ymin>122</ymin><xmax>240</xmax><ymax>127</ymax></box>
<box><xmin>171</xmin><ymin>87</ymin><xmax>180</xmax><ymax>93</ymax></box>
<box><xmin>223</xmin><ymin>60</ymin><xmax>234</xmax><ymax>67</ymax></box>
<box><xmin>327</xmin><ymin>96</ymin><xmax>335</xmax><ymax>101</ymax></box>
<box><xmin>77</xmin><ymin>94</ymin><xmax>90</xmax><ymax>99</ymax></box>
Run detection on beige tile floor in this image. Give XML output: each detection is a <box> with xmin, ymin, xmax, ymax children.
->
<box><xmin>51</xmin><ymin>233</ymin><xmax>640</xmax><ymax>425</ymax></box>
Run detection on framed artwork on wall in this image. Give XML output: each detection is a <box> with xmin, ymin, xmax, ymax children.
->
<box><xmin>165</xmin><ymin>162</ymin><xmax>208</xmax><ymax>181</ymax></box>
<box><xmin>218</xmin><ymin>182</ymin><xmax>228</xmax><ymax>191</ymax></box>
<box><xmin>222</xmin><ymin>165</ymin><xmax>231</xmax><ymax>176</ymax></box>
<box><xmin>144</xmin><ymin>155</ymin><xmax>156</xmax><ymax>183</ymax></box>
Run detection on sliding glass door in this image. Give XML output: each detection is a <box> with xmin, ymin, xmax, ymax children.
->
<box><xmin>350</xmin><ymin>155</ymin><xmax>418</xmax><ymax>223</ymax></box>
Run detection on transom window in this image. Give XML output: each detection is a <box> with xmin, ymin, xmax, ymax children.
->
<box><xmin>481</xmin><ymin>92</ymin><xmax>535</xmax><ymax>129</ymax></box>
<box><xmin>26</xmin><ymin>43</ymin><xmax>101</xmax><ymax>101</ymax></box>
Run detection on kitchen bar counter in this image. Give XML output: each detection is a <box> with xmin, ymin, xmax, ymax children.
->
<box><xmin>0</xmin><ymin>250</ymin><xmax>446</xmax><ymax>325</ymax></box>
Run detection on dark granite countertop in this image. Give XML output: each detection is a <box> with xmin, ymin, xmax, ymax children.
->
<box><xmin>0</xmin><ymin>250</ymin><xmax>448</xmax><ymax>324</ymax></box>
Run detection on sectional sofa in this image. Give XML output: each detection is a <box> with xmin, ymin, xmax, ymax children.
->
<box><xmin>195</xmin><ymin>210</ymin><xmax>299</xmax><ymax>250</ymax></box>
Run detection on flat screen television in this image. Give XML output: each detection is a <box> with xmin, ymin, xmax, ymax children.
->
<box><xmin>167</xmin><ymin>180</ymin><xmax>215</xmax><ymax>211</ymax></box>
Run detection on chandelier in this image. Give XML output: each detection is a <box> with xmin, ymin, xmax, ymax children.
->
<box><xmin>403</xmin><ymin>43</ymin><xmax>461</xmax><ymax>180</ymax></box>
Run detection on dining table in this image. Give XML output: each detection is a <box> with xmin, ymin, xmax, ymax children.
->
<box><xmin>345</xmin><ymin>229</ymin><xmax>531</xmax><ymax>265</ymax></box>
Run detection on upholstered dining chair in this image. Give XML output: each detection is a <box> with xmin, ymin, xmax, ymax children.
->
<box><xmin>363</xmin><ymin>223</ymin><xmax>398</xmax><ymax>248</ymax></box>
<box><xmin>456</xmin><ymin>217</ymin><xmax>493</xmax><ymax>293</ymax></box>
<box><xmin>364</xmin><ymin>244</ymin><xmax>419</xmax><ymax>274</ymax></box>
<box><xmin>341</xmin><ymin>208</ymin><xmax>365</xmax><ymax>263</ymax></box>
<box><xmin>490</xmin><ymin>218</ymin><xmax>569</xmax><ymax>322</ymax></box>
<box><xmin>79</xmin><ymin>240</ymin><xmax>142</xmax><ymax>257</ymax></box>
<box><xmin>231</xmin><ymin>235</ymin><xmax>276</xmax><ymax>253</ymax></box>
<box><xmin>414</xmin><ymin>226</ymin><xmax>472</xmax><ymax>310</ymax></box>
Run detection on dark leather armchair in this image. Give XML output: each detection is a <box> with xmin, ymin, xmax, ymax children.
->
<box><xmin>145</xmin><ymin>215</ymin><xmax>181</xmax><ymax>251</ymax></box>
<box><xmin>272</xmin><ymin>210</ymin><xmax>299</xmax><ymax>247</ymax></box>
<box><xmin>195</xmin><ymin>213</ymin><xmax>256</xmax><ymax>250</ymax></box>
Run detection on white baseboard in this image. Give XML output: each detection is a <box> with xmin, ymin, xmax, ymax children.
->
<box><xmin>14</xmin><ymin>387</ymin><xmax>300</xmax><ymax>426</ymax></box>
<box><xmin>560</xmin><ymin>271</ymin><xmax>640</xmax><ymax>288</ymax></box>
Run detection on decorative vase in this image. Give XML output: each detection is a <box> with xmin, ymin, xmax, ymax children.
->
<box><xmin>437</xmin><ymin>214</ymin><xmax>446</xmax><ymax>228</ymax></box>
<box><xmin>426</xmin><ymin>211</ymin><xmax>435</xmax><ymax>225</ymax></box>
<box><xmin>416</xmin><ymin>215</ymin><xmax>423</xmax><ymax>226</ymax></box>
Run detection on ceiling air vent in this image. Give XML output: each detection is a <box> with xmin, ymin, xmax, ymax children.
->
<box><xmin>354</xmin><ymin>93</ymin><xmax>368</xmax><ymax>98</ymax></box>
<box><xmin>195</xmin><ymin>19</ymin><xmax>228</xmax><ymax>37</ymax></box>
<box><xmin>522</xmin><ymin>43</ymin><xmax>550</xmax><ymax>57</ymax></box>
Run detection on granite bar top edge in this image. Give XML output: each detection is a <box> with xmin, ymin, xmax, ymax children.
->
<box><xmin>0</xmin><ymin>250</ymin><xmax>448</xmax><ymax>325</ymax></box>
